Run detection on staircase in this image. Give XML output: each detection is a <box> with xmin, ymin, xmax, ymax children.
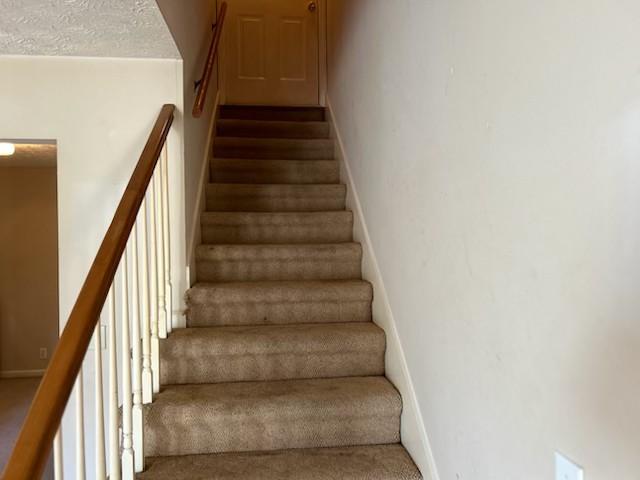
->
<box><xmin>138</xmin><ymin>105</ymin><xmax>421</xmax><ymax>479</ymax></box>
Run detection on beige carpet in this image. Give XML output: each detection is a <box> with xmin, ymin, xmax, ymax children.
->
<box><xmin>140</xmin><ymin>105</ymin><xmax>421</xmax><ymax>479</ymax></box>
<box><xmin>0</xmin><ymin>377</ymin><xmax>53</xmax><ymax>479</ymax></box>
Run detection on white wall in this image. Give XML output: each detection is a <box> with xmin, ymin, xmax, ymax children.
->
<box><xmin>0</xmin><ymin>54</ymin><xmax>185</xmax><ymax>477</ymax></box>
<box><xmin>0</xmin><ymin>55</ymin><xmax>185</xmax><ymax>332</ymax></box>
<box><xmin>156</xmin><ymin>0</ymin><xmax>221</xmax><ymax>293</ymax></box>
<box><xmin>0</xmin><ymin>166</ymin><xmax>59</xmax><ymax>375</ymax></box>
<box><xmin>326</xmin><ymin>1</ymin><xmax>640</xmax><ymax>479</ymax></box>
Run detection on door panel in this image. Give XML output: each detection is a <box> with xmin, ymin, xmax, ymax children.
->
<box><xmin>279</xmin><ymin>18</ymin><xmax>306</xmax><ymax>80</ymax></box>
<box><xmin>224</xmin><ymin>0</ymin><xmax>319</xmax><ymax>106</ymax></box>
<box><xmin>237</xmin><ymin>16</ymin><xmax>266</xmax><ymax>79</ymax></box>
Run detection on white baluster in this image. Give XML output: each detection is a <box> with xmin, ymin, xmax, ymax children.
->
<box><xmin>140</xmin><ymin>197</ymin><xmax>153</xmax><ymax>404</ymax></box>
<box><xmin>130</xmin><ymin>222</ymin><xmax>145</xmax><ymax>471</ymax></box>
<box><xmin>108</xmin><ymin>286</ymin><xmax>121</xmax><ymax>480</ymax></box>
<box><xmin>94</xmin><ymin>323</ymin><xmax>106</xmax><ymax>480</ymax></box>
<box><xmin>149</xmin><ymin>174</ymin><xmax>160</xmax><ymax>393</ymax></box>
<box><xmin>75</xmin><ymin>369</ymin><xmax>86</xmax><ymax>480</ymax></box>
<box><xmin>161</xmin><ymin>145</ymin><xmax>173</xmax><ymax>334</ymax></box>
<box><xmin>155</xmin><ymin>169</ymin><xmax>167</xmax><ymax>340</ymax></box>
<box><xmin>54</xmin><ymin>429</ymin><xmax>63</xmax><ymax>480</ymax></box>
<box><xmin>121</xmin><ymin>250</ymin><xmax>135</xmax><ymax>480</ymax></box>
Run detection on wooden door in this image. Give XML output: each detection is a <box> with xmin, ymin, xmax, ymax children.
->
<box><xmin>222</xmin><ymin>0</ymin><xmax>320</xmax><ymax>106</ymax></box>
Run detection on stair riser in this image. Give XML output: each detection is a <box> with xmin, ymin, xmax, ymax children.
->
<box><xmin>146</xmin><ymin>415</ymin><xmax>400</xmax><ymax>458</ymax></box>
<box><xmin>206</xmin><ymin>184</ymin><xmax>346</xmax><ymax>213</ymax></box>
<box><xmin>187</xmin><ymin>299</ymin><xmax>372</xmax><ymax>327</ymax></box>
<box><xmin>211</xmin><ymin>160</ymin><xmax>339</xmax><ymax>184</ymax></box>
<box><xmin>195</xmin><ymin>244</ymin><xmax>362</xmax><ymax>283</ymax></box>
<box><xmin>160</xmin><ymin>324</ymin><xmax>384</xmax><ymax>386</ymax></box>
<box><xmin>144</xmin><ymin>378</ymin><xmax>401</xmax><ymax>457</ymax></box>
<box><xmin>161</xmin><ymin>350</ymin><xmax>384</xmax><ymax>385</ymax></box>
<box><xmin>220</xmin><ymin>106</ymin><xmax>325</xmax><ymax>122</ymax></box>
<box><xmin>207</xmin><ymin>196</ymin><xmax>346</xmax><ymax>213</ymax></box>
<box><xmin>214</xmin><ymin>143</ymin><xmax>334</xmax><ymax>160</ymax></box>
<box><xmin>139</xmin><ymin>445</ymin><xmax>422</xmax><ymax>480</ymax></box>
<box><xmin>201</xmin><ymin>222</ymin><xmax>352</xmax><ymax>244</ymax></box>
<box><xmin>217</xmin><ymin>121</ymin><xmax>330</xmax><ymax>139</ymax></box>
<box><xmin>196</xmin><ymin>257</ymin><xmax>361</xmax><ymax>282</ymax></box>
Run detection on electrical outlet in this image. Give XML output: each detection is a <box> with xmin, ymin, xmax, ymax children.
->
<box><xmin>39</xmin><ymin>347</ymin><xmax>48</xmax><ymax>360</ymax></box>
<box><xmin>555</xmin><ymin>452</ymin><xmax>584</xmax><ymax>480</ymax></box>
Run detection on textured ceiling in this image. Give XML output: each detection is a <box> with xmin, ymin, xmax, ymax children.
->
<box><xmin>0</xmin><ymin>142</ymin><xmax>57</xmax><ymax>167</ymax></box>
<box><xmin>0</xmin><ymin>0</ymin><xmax>180</xmax><ymax>59</ymax></box>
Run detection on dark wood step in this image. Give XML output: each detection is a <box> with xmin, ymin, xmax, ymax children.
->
<box><xmin>220</xmin><ymin>105</ymin><xmax>326</xmax><ymax>122</ymax></box>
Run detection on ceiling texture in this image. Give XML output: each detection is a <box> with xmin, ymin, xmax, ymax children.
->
<box><xmin>0</xmin><ymin>0</ymin><xmax>179</xmax><ymax>58</ymax></box>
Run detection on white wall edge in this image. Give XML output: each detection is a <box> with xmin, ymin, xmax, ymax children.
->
<box><xmin>169</xmin><ymin>58</ymin><xmax>188</xmax><ymax>330</ymax></box>
<box><xmin>326</xmin><ymin>96</ymin><xmax>441</xmax><ymax>480</ymax></box>
<box><xmin>186</xmin><ymin>90</ymin><xmax>221</xmax><ymax>292</ymax></box>
<box><xmin>0</xmin><ymin>54</ymin><xmax>181</xmax><ymax>62</ymax></box>
<box><xmin>318</xmin><ymin>0</ymin><xmax>328</xmax><ymax>106</ymax></box>
<box><xmin>0</xmin><ymin>369</ymin><xmax>45</xmax><ymax>379</ymax></box>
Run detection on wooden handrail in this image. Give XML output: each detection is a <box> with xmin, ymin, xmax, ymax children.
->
<box><xmin>193</xmin><ymin>1</ymin><xmax>227</xmax><ymax>118</ymax></box>
<box><xmin>1</xmin><ymin>104</ymin><xmax>175</xmax><ymax>480</ymax></box>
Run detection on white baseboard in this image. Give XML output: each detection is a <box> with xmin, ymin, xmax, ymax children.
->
<box><xmin>0</xmin><ymin>369</ymin><xmax>45</xmax><ymax>379</ymax></box>
<box><xmin>186</xmin><ymin>91</ymin><xmax>221</xmax><ymax>289</ymax></box>
<box><xmin>326</xmin><ymin>97</ymin><xmax>441</xmax><ymax>480</ymax></box>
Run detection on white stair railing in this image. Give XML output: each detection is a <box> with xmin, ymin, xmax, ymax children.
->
<box><xmin>94</xmin><ymin>322</ymin><xmax>106</xmax><ymax>480</ymax></box>
<box><xmin>2</xmin><ymin>105</ymin><xmax>175</xmax><ymax>480</ymax></box>
<box><xmin>61</xmin><ymin>147</ymin><xmax>174</xmax><ymax>480</ymax></box>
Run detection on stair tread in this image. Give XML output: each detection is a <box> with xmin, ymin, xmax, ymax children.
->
<box><xmin>188</xmin><ymin>279</ymin><xmax>372</xmax><ymax>303</ymax></box>
<box><xmin>201</xmin><ymin>211</ymin><xmax>352</xmax><ymax>244</ymax></box>
<box><xmin>201</xmin><ymin>210</ymin><xmax>352</xmax><ymax>226</ymax></box>
<box><xmin>218</xmin><ymin>119</ymin><xmax>329</xmax><ymax>128</ymax></box>
<box><xmin>144</xmin><ymin>376</ymin><xmax>402</xmax><ymax>457</ymax></box>
<box><xmin>195</xmin><ymin>243</ymin><xmax>362</xmax><ymax>282</ymax></box>
<box><xmin>207</xmin><ymin>183</ymin><xmax>346</xmax><ymax>193</ymax></box>
<box><xmin>219</xmin><ymin>105</ymin><xmax>326</xmax><ymax>122</ymax></box>
<box><xmin>186</xmin><ymin>279</ymin><xmax>373</xmax><ymax>327</ymax></box>
<box><xmin>217</xmin><ymin>119</ymin><xmax>330</xmax><ymax>139</ymax></box>
<box><xmin>160</xmin><ymin>322</ymin><xmax>385</xmax><ymax>385</ymax></box>
<box><xmin>216</xmin><ymin>137</ymin><xmax>334</xmax><ymax>146</ymax></box>
<box><xmin>211</xmin><ymin>158</ymin><xmax>339</xmax><ymax>185</ymax></box>
<box><xmin>212</xmin><ymin>157</ymin><xmax>336</xmax><ymax>162</ymax></box>
<box><xmin>139</xmin><ymin>444</ymin><xmax>421</xmax><ymax>480</ymax></box>
<box><xmin>206</xmin><ymin>183</ymin><xmax>346</xmax><ymax>213</ymax></box>
<box><xmin>214</xmin><ymin>137</ymin><xmax>334</xmax><ymax>160</ymax></box>
<box><xmin>196</xmin><ymin>242</ymin><xmax>362</xmax><ymax>261</ymax></box>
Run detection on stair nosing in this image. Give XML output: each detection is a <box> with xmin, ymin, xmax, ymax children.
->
<box><xmin>215</xmin><ymin>136</ymin><xmax>334</xmax><ymax>144</ymax></box>
<box><xmin>139</xmin><ymin>444</ymin><xmax>421</xmax><ymax>480</ymax></box>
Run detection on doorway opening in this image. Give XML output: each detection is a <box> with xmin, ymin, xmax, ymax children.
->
<box><xmin>0</xmin><ymin>139</ymin><xmax>58</xmax><ymax>479</ymax></box>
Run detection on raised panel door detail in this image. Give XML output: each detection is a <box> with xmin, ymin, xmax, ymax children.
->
<box><xmin>237</xmin><ymin>16</ymin><xmax>266</xmax><ymax>80</ymax></box>
<box><xmin>279</xmin><ymin>18</ymin><xmax>306</xmax><ymax>81</ymax></box>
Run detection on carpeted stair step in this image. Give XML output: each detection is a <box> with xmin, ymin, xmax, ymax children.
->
<box><xmin>160</xmin><ymin>322</ymin><xmax>385</xmax><ymax>385</ymax></box>
<box><xmin>200</xmin><ymin>211</ymin><xmax>352</xmax><ymax>244</ymax></box>
<box><xmin>186</xmin><ymin>280</ymin><xmax>373</xmax><ymax>327</ymax></box>
<box><xmin>217</xmin><ymin>119</ymin><xmax>330</xmax><ymax>139</ymax></box>
<box><xmin>143</xmin><ymin>376</ymin><xmax>401</xmax><ymax>457</ymax></box>
<box><xmin>219</xmin><ymin>105</ymin><xmax>325</xmax><ymax>122</ymax></box>
<box><xmin>214</xmin><ymin>137</ymin><xmax>334</xmax><ymax>160</ymax></box>
<box><xmin>138</xmin><ymin>444</ymin><xmax>422</xmax><ymax>480</ymax></box>
<box><xmin>211</xmin><ymin>158</ymin><xmax>339</xmax><ymax>184</ymax></box>
<box><xmin>196</xmin><ymin>243</ymin><xmax>362</xmax><ymax>282</ymax></box>
<box><xmin>206</xmin><ymin>183</ymin><xmax>346</xmax><ymax>212</ymax></box>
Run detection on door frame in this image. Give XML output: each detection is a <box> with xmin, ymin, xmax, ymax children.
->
<box><xmin>218</xmin><ymin>0</ymin><xmax>327</xmax><ymax>106</ymax></box>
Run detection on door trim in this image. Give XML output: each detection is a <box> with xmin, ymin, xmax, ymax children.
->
<box><xmin>318</xmin><ymin>0</ymin><xmax>327</xmax><ymax>106</ymax></box>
